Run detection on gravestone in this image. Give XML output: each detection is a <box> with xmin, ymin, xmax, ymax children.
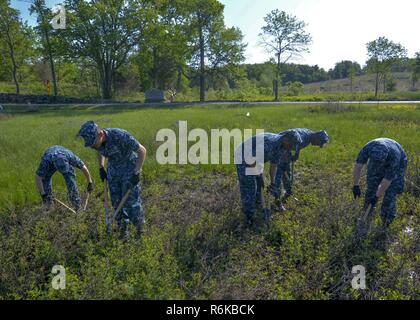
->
<box><xmin>145</xmin><ymin>88</ymin><xmax>165</xmax><ymax>103</ymax></box>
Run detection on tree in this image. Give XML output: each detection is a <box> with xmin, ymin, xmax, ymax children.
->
<box><xmin>30</xmin><ymin>0</ymin><xmax>61</xmax><ymax>97</ymax></box>
<box><xmin>62</xmin><ymin>0</ymin><xmax>147</xmax><ymax>99</ymax></box>
<box><xmin>366</xmin><ymin>37</ymin><xmax>407</xmax><ymax>98</ymax></box>
<box><xmin>259</xmin><ymin>10</ymin><xmax>312</xmax><ymax>101</ymax></box>
<box><xmin>329</xmin><ymin>61</ymin><xmax>361</xmax><ymax>80</ymax></box>
<box><xmin>411</xmin><ymin>52</ymin><xmax>420</xmax><ymax>91</ymax></box>
<box><xmin>0</xmin><ymin>0</ymin><xmax>32</xmax><ymax>94</ymax></box>
<box><xmin>136</xmin><ymin>0</ymin><xmax>191</xmax><ymax>91</ymax></box>
<box><xmin>186</xmin><ymin>0</ymin><xmax>246</xmax><ymax>101</ymax></box>
<box><xmin>349</xmin><ymin>65</ymin><xmax>356</xmax><ymax>93</ymax></box>
<box><xmin>286</xmin><ymin>81</ymin><xmax>304</xmax><ymax>96</ymax></box>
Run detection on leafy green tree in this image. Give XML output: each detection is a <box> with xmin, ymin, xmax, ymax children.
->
<box><xmin>259</xmin><ymin>10</ymin><xmax>312</xmax><ymax>101</ymax></box>
<box><xmin>62</xmin><ymin>0</ymin><xmax>148</xmax><ymax>99</ymax></box>
<box><xmin>186</xmin><ymin>0</ymin><xmax>246</xmax><ymax>101</ymax></box>
<box><xmin>366</xmin><ymin>37</ymin><xmax>407</xmax><ymax>98</ymax></box>
<box><xmin>30</xmin><ymin>0</ymin><xmax>61</xmax><ymax>97</ymax></box>
<box><xmin>411</xmin><ymin>52</ymin><xmax>420</xmax><ymax>90</ymax></box>
<box><xmin>136</xmin><ymin>0</ymin><xmax>191</xmax><ymax>91</ymax></box>
<box><xmin>329</xmin><ymin>61</ymin><xmax>361</xmax><ymax>80</ymax></box>
<box><xmin>286</xmin><ymin>81</ymin><xmax>304</xmax><ymax>96</ymax></box>
<box><xmin>0</xmin><ymin>0</ymin><xmax>32</xmax><ymax>94</ymax></box>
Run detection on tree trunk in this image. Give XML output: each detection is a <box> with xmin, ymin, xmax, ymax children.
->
<box><xmin>199</xmin><ymin>24</ymin><xmax>205</xmax><ymax>102</ymax></box>
<box><xmin>5</xmin><ymin>30</ymin><xmax>19</xmax><ymax>94</ymax></box>
<box><xmin>274</xmin><ymin>52</ymin><xmax>281</xmax><ymax>101</ymax></box>
<box><xmin>273</xmin><ymin>80</ymin><xmax>278</xmax><ymax>101</ymax></box>
<box><xmin>11</xmin><ymin>59</ymin><xmax>19</xmax><ymax>94</ymax></box>
<box><xmin>44</xmin><ymin>30</ymin><xmax>58</xmax><ymax>97</ymax></box>
<box><xmin>100</xmin><ymin>64</ymin><xmax>113</xmax><ymax>99</ymax></box>
<box><xmin>383</xmin><ymin>74</ymin><xmax>387</xmax><ymax>93</ymax></box>
<box><xmin>374</xmin><ymin>72</ymin><xmax>380</xmax><ymax>98</ymax></box>
<box><xmin>176</xmin><ymin>66</ymin><xmax>182</xmax><ymax>91</ymax></box>
<box><xmin>152</xmin><ymin>46</ymin><xmax>158</xmax><ymax>88</ymax></box>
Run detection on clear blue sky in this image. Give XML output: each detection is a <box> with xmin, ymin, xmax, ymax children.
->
<box><xmin>11</xmin><ymin>0</ymin><xmax>420</xmax><ymax>70</ymax></box>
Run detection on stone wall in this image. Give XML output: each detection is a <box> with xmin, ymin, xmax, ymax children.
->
<box><xmin>0</xmin><ymin>93</ymin><xmax>113</xmax><ymax>104</ymax></box>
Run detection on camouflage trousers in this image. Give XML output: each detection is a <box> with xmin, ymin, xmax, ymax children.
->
<box><xmin>236</xmin><ymin>164</ymin><xmax>263</xmax><ymax>218</ymax></box>
<box><xmin>271</xmin><ymin>162</ymin><xmax>292</xmax><ymax>199</ymax></box>
<box><xmin>108</xmin><ymin>165</ymin><xmax>144</xmax><ymax>232</ymax></box>
<box><xmin>43</xmin><ymin>167</ymin><xmax>82</xmax><ymax>210</ymax></box>
<box><xmin>365</xmin><ymin>167</ymin><xmax>406</xmax><ymax>224</ymax></box>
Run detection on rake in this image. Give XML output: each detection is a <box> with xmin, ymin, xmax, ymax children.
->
<box><xmin>83</xmin><ymin>193</ymin><xmax>90</xmax><ymax>211</ymax></box>
<box><xmin>258</xmin><ymin>175</ymin><xmax>272</xmax><ymax>223</ymax></box>
<box><xmin>54</xmin><ymin>198</ymin><xmax>77</xmax><ymax>214</ymax></box>
<box><xmin>103</xmin><ymin>181</ymin><xmax>133</xmax><ymax>234</ymax></box>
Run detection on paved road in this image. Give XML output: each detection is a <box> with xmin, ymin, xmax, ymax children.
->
<box><xmin>2</xmin><ymin>100</ymin><xmax>420</xmax><ymax>108</ymax></box>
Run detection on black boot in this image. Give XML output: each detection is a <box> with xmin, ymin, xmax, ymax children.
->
<box><xmin>118</xmin><ymin>222</ymin><xmax>130</xmax><ymax>241</ymax></box>
<box><xmin>136</xmin><ymin>221</ymin><xmax>145</xmax><ymax>240</ymax></box>
<box><xmin>281</xmin><ymin>192</ymin><xmax>292</xmax><ymax>204</ymax></box>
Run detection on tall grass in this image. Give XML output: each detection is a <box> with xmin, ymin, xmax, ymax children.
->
<box><xmin>0</xmin><ymin>103</ymin><xmax>419</xmax><ymax>299</ymax></box>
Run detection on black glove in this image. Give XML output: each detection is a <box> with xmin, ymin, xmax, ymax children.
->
<box><xmin>291</xmin><ymin>154</ymin><xmax>298</xmax><ymax>162</ymax></box>
<box><xmin>368</xmin><ymin>196</ymin><xmax>379</xmax><ymax>207</ymax></box>
<box><xmin>353</xmin><ymin>185</ymin><xmax>361</xmax><ymax>199</ymax></box>
<box><xmin>41</xmin><ymin>193</ymin><xmax>52</xmax><ymax>204</ymax></box>
<box><xmin>87</xmin><ymin>182</ymin><xmax>94</xmax><ymax>193</ymax></box>
<box><xmin>129</xmin><ymin>172</ymin><xmax>140</xmax><ymax>187</ymax></box>
<box><xmin>99</xmin><ymin>167</ymin><xmax>107</xmax><ymax>182</ymax></box>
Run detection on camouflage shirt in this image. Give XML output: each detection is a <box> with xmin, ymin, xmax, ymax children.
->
<box><xmin>98</xmin><ymin>128</ymin><xmax>141</xmax><ymax>167</ymax></box>
<box><xmin>36</xmin><ymin>146</ymin><xmax>84</xmax><ymax>177</ymax></box>
<box><xmin>356</xmin><ymin>138</ymin><xmax>408</xmax><ymax>181</ymax></box>
<box><xmin>236</xmin><ymin>132</ymin><xmax>302</xmax><ymax>165</ymax></box>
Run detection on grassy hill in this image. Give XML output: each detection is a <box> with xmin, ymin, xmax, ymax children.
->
<box><xmin>304</xmin><ymin>72</ymin><xmax>419</xmax><ymax>94</ymax></box>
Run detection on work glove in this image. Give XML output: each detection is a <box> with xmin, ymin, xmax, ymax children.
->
<box><xmin>353</xmin><ymin>185</ymin><xmax>361</xmax><ymax>199</ymax></box>
<box><xmin>99</xmin><ymin>167</ymin><xmax>107</xmax><ymax>182</ymax></box>
<box><xmin>87</xmin><ymin>182</ymin><xmax>94</xmax><ymax>193</ymax></box>
<box><xmin>41</xmin><ymin>193</ymin><xmax>53</xmax><ymax>204</ymax></box>
<box><xmin>129</xmin><ymin>172</ymin><xmax>140</xmax><ymax>187</ymax></box>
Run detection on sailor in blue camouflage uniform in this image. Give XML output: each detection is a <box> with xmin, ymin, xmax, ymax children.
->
<box><xmin>353</xmin><ymin>138</ymin><xmax>408</xmax><ymax>227</ymax></box>
<box><xmin>35</xmin><ymin>146</ymin><xmax>93</xmax><ymax>211</ymax></box>
<box><xmin>270</xmin><ymin>129</ymin><xmax>330</xmax><ymax>210</ymax></box>
<box><xmin>235</xmin><ymin>131</ymin><xmax>303</xmax><ymax>224</ymax></box>
<box><xmin>78</xmin><ymin>121</ymin><xmax>147</xmax><ymax>239</ymax></box>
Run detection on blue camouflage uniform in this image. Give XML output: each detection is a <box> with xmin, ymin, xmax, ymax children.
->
<box><xmin>78</xmin><ymin>121</ymin><xmax>144</xmax><ymax>232</ymax></box>
<box><xmin>235</xmin><ymin>131</ymin><xmax>302</xmax><ymax>219</ymax></box>
<box><xmin>356</xmin><ymin>138</ymin><xmax>408</xmax><ymax>224</ymax></box>
<box><xmin>98</xmin><ymin>128</ymin><xmax>144</xmax><ymax>230</ymax></box>
<box><xmin>36</xmin><ymin>146</ymin><xmax>84</xmax><ymax>210</ymax></box>
<box><xmin>272</xmin><ymin>129</ymin><xmax>329</xmax><ymax>199</ymax></box>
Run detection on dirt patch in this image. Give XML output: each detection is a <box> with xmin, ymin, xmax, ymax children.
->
<box><xmin>0</xmin><ymin>113</ymin><xmax>13</xmax><ymax>121</ymax></box>
<box><xmin>144</xmin><ymin>172</ymin><xmax>241</xmax><ymax>228</ymax></box>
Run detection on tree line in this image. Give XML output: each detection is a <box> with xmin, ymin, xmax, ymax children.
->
<box><xmin>0</xmin><ymin>0</ymin><xmax>419</xmax><ymax>100</ymax></box>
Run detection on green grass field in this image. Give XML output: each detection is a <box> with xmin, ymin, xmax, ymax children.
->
<box><xmin>0</xmin><ymin>103</ymin><xmax>419</xmax><ymax>299</ymax></box>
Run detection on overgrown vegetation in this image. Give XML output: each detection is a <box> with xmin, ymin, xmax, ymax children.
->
<box><xmin>0</xmin><ymin>103</ymin><xmax>419</xmax><ymax>299</ymax></box>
